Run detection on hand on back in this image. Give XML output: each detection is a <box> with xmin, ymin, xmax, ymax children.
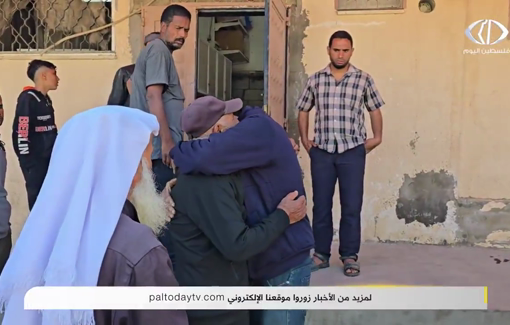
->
<box><xmin>277</xmin><ymin>191</ymin><xmax>307</xmax><ymax>224</ymax></box>
<box><xmin>126</xmin><ymin>78</ymin><xmax>133</xmax><ymax>95</ymax></box>
<box><xmin>162</xmin><ymin>178</ymin><xmax>177</xmax><ymax>220</ymax></box>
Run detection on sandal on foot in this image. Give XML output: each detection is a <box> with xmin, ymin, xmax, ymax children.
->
<box><xmin>311</xmin><ymin>252</ymin><xmax>330</xmax><ymax>272</ymax></box>
<box><xmin>341</xmin><ymin>256</ymin><xmax>360</xmax><ymax>277</ymax></box>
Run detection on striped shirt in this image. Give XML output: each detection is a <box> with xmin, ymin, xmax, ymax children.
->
<box><xmin>296</xmin><ymin>64</ymin><xmax>385</xmax><ymax>154</ymax></box>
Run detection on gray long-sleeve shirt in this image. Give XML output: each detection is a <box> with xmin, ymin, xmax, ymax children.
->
<box><xmin>0</xmin><ymin>143</ymin><xmax>12</xmax><ymax>239</ymax></box>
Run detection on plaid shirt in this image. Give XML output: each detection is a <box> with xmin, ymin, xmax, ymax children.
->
<box><xmin>296</xmin><ymin>64</ymin><xmax>385</xmax><ymax>154</ymax></box>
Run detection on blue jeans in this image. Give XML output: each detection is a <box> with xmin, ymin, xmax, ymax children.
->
<box><xmin>250</xmin><ymin>257</ymin><xmax>312</xmax><ymax>325</ymax></box>
<box><xmin>152</xmin><ymin>159</ymin><xmax>177</xmax><ymax>269</ymax></box>
<box><xmin>310</xmin><ymin>144</ymin><xmax>366</xmax><ymax>259</ymax></box>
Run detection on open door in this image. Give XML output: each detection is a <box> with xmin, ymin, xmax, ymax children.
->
<box><xmin>266</xmin><ymin>0</ymin><xmax>289</xmax><ymax>128</ymax></box>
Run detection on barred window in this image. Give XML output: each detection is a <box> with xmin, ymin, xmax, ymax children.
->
<box><xmin>0</xmin><ymin>0</ymin><xmax>113</xmax><ymax>52</ymax></box>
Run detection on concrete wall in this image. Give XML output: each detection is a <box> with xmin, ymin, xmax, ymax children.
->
<box><xmin>3</xmin><ymin>0</ymin><xmax>510</xmax><ymax>250</ymax></box>
<box><xmin>232</xmin><ymin>73</ymin><xmax>265</xmax><ymax>108</ymax></box>
<box><xmin>289</xmin><ymin>0</ymin><xmax>510</xmax><ymax>248</ymax></box>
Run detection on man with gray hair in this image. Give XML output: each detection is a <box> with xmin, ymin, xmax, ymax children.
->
<box><xmin>0</xmin><ymin>93</ymin><xmax>11</xmax><ymax>275</ymax></box>
<box><xmin>107</xmin><ymin>32</ymin><xmax>160</xmax><ymax>107</ymax></box>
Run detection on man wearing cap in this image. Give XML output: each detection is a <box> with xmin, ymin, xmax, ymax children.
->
<box><xmin>171</xmin><ymin>99</ymin><xmax>314</xmax><ymax>325</ymax></box>
<box><xmin>170</xmin><ymin>96</ymin><xmax>307</xmax><ymax>325</ymax></box>
<box><xmin>107</xmin><ymin>32</ymin><xmax>159</xmax><ymax>107</ymax></box>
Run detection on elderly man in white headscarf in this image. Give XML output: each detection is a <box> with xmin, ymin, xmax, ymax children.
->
<box><xmin>0</xmin><ymin>106</ymin><xmax>188</xmax><ymax>325</ymax></box>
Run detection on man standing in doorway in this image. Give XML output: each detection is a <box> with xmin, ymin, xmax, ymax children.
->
<box><xmin>0</xmin><ymin>93</ymin><xmax>11</xmax><ymax>275</ymax></box>
<box><xmin>107</xmin><ymin>32</ymin><xmax>160</xmax><ymax>106</ymax></box>
<box><xmin>129</xmin><ymin>4</ymin><xmax>191</xmax><ymax>263</ymax></box>
<box><xmin>297</xmin><ymin>30</ymin><xmax>385</xmax><ymax>277</ymax></box>
<box><xmin>12</xmin><ymin>60</ymin><xmax>59</xmax><ymax>211</ymax></box>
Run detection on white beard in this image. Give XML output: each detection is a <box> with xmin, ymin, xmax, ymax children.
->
<box><xmin>129</xmin><ymin>159</ymin><xmax>168</xmax><ymax>236</ymax></box>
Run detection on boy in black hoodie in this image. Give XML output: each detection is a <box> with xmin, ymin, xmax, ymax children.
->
<box><xmin>12</xmin><ymin>60</ymin><xmax>59</xmax><ymax>210</ymax></box>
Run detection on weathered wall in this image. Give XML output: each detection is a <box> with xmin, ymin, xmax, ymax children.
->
<box><xmin>232</xmin><ymin>73</ymin><xmax>265</xmax><ymax>108</ymax></box>
<box><xmin>293</xmin><ymin>0</ymin><xmax>510</xmax><ymax>247</ymax></box>
<box><xmin>0</xmin><ymin>0</ymin><xmax>133</xmax><ymax>242</ymax></box>
<box><xmin>4</xmin><ymin>0</ymin><xmax>509</xmax><ymax>249</ymax></box>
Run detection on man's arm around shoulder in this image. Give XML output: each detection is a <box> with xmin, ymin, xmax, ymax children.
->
<box><xmin>171</xmin><ymin>116</ymin><xmax>275</xmax><ymax>175</ymax></box>
<box><xmin>130</xmin><ymin>245</ymin><xmax>188</xmax><ymax>325</ymax></box>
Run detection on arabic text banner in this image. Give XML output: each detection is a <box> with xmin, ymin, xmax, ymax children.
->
<box><xmin>24</xmin><ymin>286</ymin><xmax>488</xmax><ymax>310</ymax></box>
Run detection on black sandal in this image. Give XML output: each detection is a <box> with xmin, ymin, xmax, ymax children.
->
<box><xmin>311</xmin><ymin>252</ymin><xmax>330</xmax><ymax>272</ymax></box>
<box><xmin>341</xmin><ymin>255</ymin><xmax>360</xmax><ymax>277</ymax></box>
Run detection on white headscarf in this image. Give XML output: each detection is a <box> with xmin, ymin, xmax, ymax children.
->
<box><xmin>0</xmin><ymin>106</ymin><xmax>159</xmax><ymax>324</ymax></box>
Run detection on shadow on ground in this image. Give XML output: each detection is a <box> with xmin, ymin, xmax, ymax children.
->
<box><xmin>306</xmin><ymin>242</ymin><xmax>510</xmax><ymax>324</ymax></box>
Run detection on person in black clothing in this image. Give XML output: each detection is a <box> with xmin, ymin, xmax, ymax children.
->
<box><xmin>107</xmin><ymin>32</ymin><xmax>160</xmax><ymax>106</ymax></box>
<box><xmin>170</xmin><ymin>96</ymin><xmax>308</xmax><ymax>325</ymax></box>
<box><xmin>12</xmin><ymin>60</ymin><xmax>59</xmax><ymax>210</ymax></box>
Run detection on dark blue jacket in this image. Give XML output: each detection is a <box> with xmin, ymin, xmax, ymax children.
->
<box><xmin>170</xmin><ymin>106</ymin><xmax>314</xmax><ymax>280</ymax></box>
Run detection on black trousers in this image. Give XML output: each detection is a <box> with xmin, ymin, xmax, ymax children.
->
<box><xmin>152</xmin><ymin>159</ymin><xmax>177</xmax><ymax>268</ymax></box>
<box><xmin>310</xmin><ymin>144</ymin><xmax>366</xmax><ymax>259</ymax></box>
<box><xmin>0</xmin><ymin>230</ymin><xmax>11</xmax><ymax>275</ymax></box>
<box><xmin>20</xmin><ymin>159</ymin><xmax>50</xmax><ymax>211</ymax></box>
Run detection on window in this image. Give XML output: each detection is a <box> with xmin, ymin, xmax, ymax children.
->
<box><xmin>0</xmin><ymin>0</ymin><xmax>113</xmax><ymax>52</ymax></box>
<box><xmin>335</xmin><ymin>0</ymin><xmax>405</xmax><ymax>11</ymax></box>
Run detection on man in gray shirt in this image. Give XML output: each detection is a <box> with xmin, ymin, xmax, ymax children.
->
<box><xmin>129</xmin><ymin>4</ymin><xmax>191</xmax><ymax>264</ymax></box>
<box><xmin>0</xmin><ymin>93</ymin><xmax>12</xmax><ymax>275</ymax></box>
<box><xmin>130</xmin><ymin>4</ymin><xmax>190</xmax><ymax>189</ymax></box>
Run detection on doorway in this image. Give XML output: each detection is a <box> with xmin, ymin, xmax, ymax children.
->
<box><xmin>141</xmin><ymin>0</ymin><xmax>288</xmax><ymax>127</ymax></box>
<box><xmin>195</xmin><ymin>10</ymin><xmax>265</xmax><ymax>110</ymax></box>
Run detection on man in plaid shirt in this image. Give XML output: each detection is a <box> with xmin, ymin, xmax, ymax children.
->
<box><xmin>297</xmin><ymin>30</ymin><xmax>384</xmax><ymax>277</ymax></box>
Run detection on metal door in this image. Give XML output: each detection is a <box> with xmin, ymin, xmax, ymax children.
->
<box><xmin>264</xmin><ymin>0</ymin><xmax>288</xmax><ymax>128</ymax></box>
